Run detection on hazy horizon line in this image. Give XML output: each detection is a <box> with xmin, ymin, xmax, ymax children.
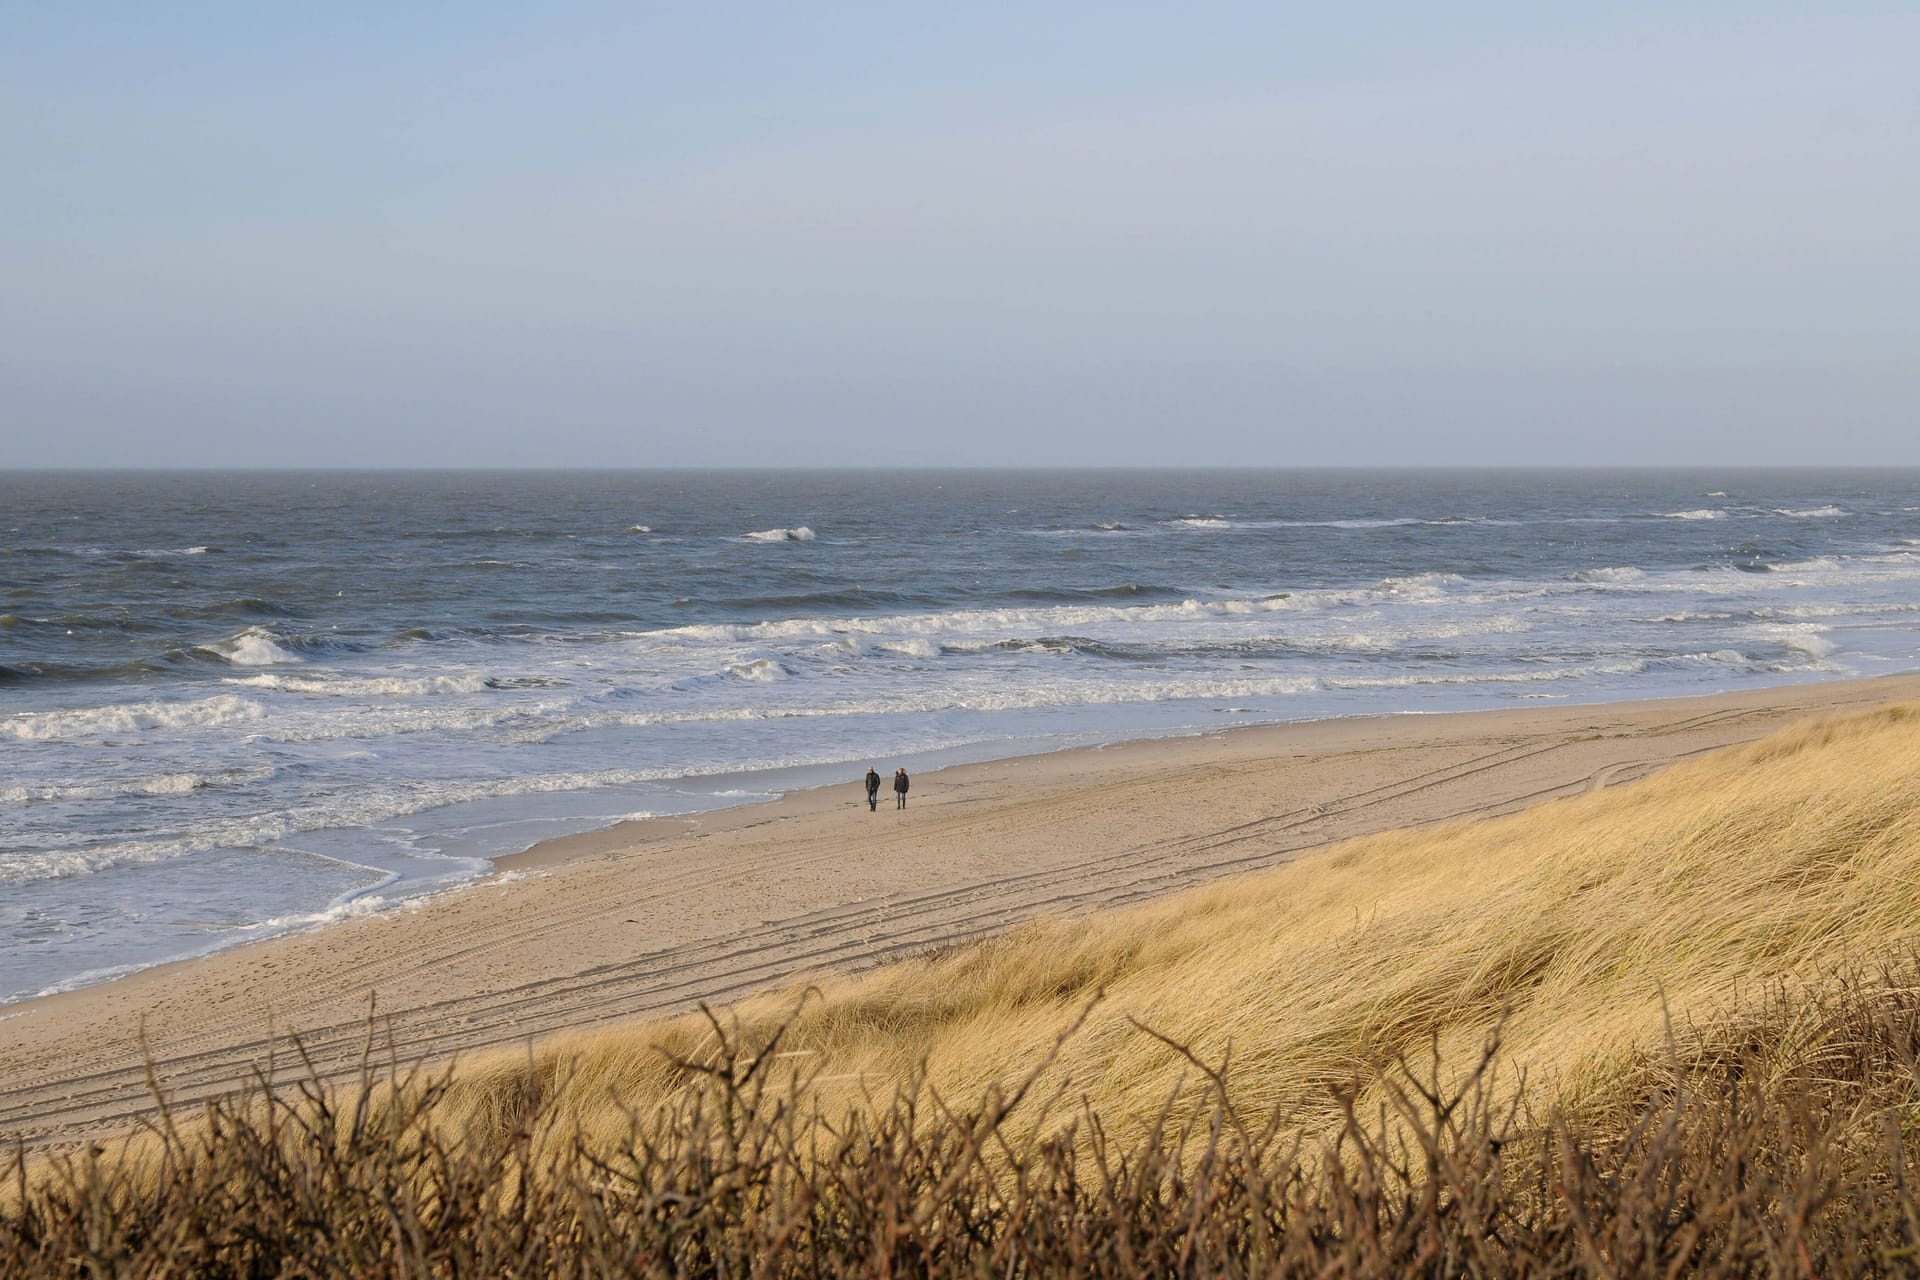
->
<box><xmin>8</xmin><ymin>463</ymin><xmax>1919</xmax><ymax>476</ymax></box>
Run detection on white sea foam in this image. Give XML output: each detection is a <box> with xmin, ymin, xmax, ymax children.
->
<box><xmin>131</xmin><ymin>545</ymin><xmax>210</xmax><ymax>557</ymax></box>
<box><xmin>641</xmin><ymin>594</ymin><xmax>1309</xmax><ymax>648</ymax></box>
<box><xmin>742</xmin><ymin>525</ymin><xmax>816</xmax><ymax>542</ymax></box>
<box><xmin>627</xmin><ymin>524</ymin><xmax>653</xmax><ymax>533</ymax></box>
<box><xmin>1664</xmin><ymin>509</ymin><xmax>1724</xmax><ymax>520</ymax></box>
<box><xmin>227</xmin><ymin>672</ymin><xmax>494</xmax><ymax>697</ymax></box>
<box><xmin>207</xmin><ymin>626</ymin><xmax>305</xmax><ymax>666</ymax></box>
<box><xmin>1753</xmin><ymin>623</ymin><xmax>1837</xmax><ymax>659</ymax></box>
<box><xmin>1169</xmin><ymin>516</ymin><xmax>1231</xmax><ymax>528</ymax></box>
<box><xmin>1</xmin><ymin>761</ymin><xmax>810</xmax><ymax>887</ymax></box>
<box><xmin>1373</xmin><ymin>572</ymin><xmax>1466</xmax><ymax>600</ymax></box>
<box><xmin>1571</xmin><ymin>566</ymin><xmax>1646</xmax><ymax>584</ymax></box>
<box><xmin>1773</xmin><ymin>506</ymin><xmax>1846</xmax><ymax>519</ymax></box>
<box><xmin>30</xmin><ymin>962</ymin><xmax>155</xmax><ymax>999</ymax></box>
<box><xmin>2</xmin><ymin>694</ymin><xmax>268</xmax><ymax>742</ymax></box>
<box><xmin>1</xmin><ymin>766</ymin><xmax>274</xmax><ymax>804</ymax></box>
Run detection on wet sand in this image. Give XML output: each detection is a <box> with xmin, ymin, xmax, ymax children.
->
<box><xmin>7</xmin><ymin>673</ymin><xmax>1920</xmax><ymax>1147</ymax></box>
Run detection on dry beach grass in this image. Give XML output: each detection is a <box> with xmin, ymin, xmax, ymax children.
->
<box><xmin>13</xmin><ymin>695</ymin><xmax>1920</xmax><ymax>1273</ymax></box>
<box><xmin>441</xmin><ymin>699</ymin><xmax>1920</xmax><ymax>1159</ymax></box>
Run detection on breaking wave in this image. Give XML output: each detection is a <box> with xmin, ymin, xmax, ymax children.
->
<box><xmin>225</xmin><ymin>672</ymin><xmax>496</xmax><ymax>697</ymax></box>
<box><xmin>3</xmin><ymin>694</ymin><xmax>268</xmax><ymax>742</ymax></box>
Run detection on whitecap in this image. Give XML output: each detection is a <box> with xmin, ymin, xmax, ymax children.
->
<box><xmin>1753</xmin><ymin>623</ymin><xmax>1837</xmax><ymax>659</ymax></box>
<box><xmin>727</xmin><ymin>657</ymin><xmax>789</xmax><ymax>682</ymax></box>
<box><xmin>1663</xmin><ymin>509</ymin><xmax>1724</xmax><ymax>520</ymax></box>
<box><xmin>203</xmin><ymin>625</ymin><xmax>305</xmax><ymax>666</ymax></box>
<box><xmin>742</xmin><ymin>526</ymin><xmax>816</xmax><ymax>542</ymax></box>
<box><xmin>2</xmin><ymin>694</ymin><xmax>267</xmax><ymax>742</ymax></box>
<box><xmin>1</xmin><ymin>766</ymin><xmax>274</xmax><ymax>804</ymax></box>
<box><xmin>226</xmin><ymin>672</ymin><xmax>494</xmax><ymax>697</ymax></box>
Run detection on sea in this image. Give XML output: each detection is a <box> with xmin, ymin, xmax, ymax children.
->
<box><xmin>5</xmin><ymin>469</ymin><xmax>1920</xmax><ymax>1005</ymax></box>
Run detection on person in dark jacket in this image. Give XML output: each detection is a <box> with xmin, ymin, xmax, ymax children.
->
<box><xmin>893</xmin><ymin>767</ymin><xmax>910</xmax><ymax>809</ymax></box>
<box><xmin>864</xmin><ymin>767</ymin><xmax>882</xmax><ymax>812</ymax></box>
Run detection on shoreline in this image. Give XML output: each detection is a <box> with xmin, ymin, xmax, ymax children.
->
<box><xmin>6</xmin><ymin>671</ymin><xmax>1920</xmax><ymax>1146</ymax></box>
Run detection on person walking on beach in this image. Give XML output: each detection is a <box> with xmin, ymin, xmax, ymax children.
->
<box><xmin>894</xmin><ymin>767</ymin><xmax>910</xmax><ymax>809</ymax></box>
<box><xmin>864</xmin><ymin>767</ymin><xmax>882</xmax><ymax>812</ymax></box>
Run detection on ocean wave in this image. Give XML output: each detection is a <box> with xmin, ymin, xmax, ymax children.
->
<box><xmin>874</xmin><ymin>638</ymin><xmax>938</xmax><ymax>659</ymax></box>
<box><xmin>742</xmin><ymin>525</ymin><xmax>816</xmax><ymax>542</ymax></box>
<box><xmin>1024</xmin><ymin>523</ymin><xmax>1156</xmax><ymax>539</ymax></box>
<box><xmin>0</xmin><ymin>765</ymin><xmax>275</xmax><ymax>805</ymax></box>
<box><xmin>537</xmin><ymin>655</ymin><xmax>1684</xmax><ymax>739</ymax></box>
<box><xmin>627</xmin><ymin>524</ymin><xmax>653</xmax><ymax>534</ymax></box>
<box><xmin>239</xmin><ymin>700</ymin><xmax>554</xmax><ymax>744</ymax></box>
<box><xmin>640</xmin><ymin>594</ymin><xmax>1311</xmax><ymax>647</ymax></box>
<box><xmin>0</xmin><ymin>653</ymin><xmax>204</xmax><ymax>687</ymax></box>
<box><xmin>943</xmin><ymin>635</ymin><xmax>1154</xmax><ymax>662</ymax></box>
<box><xmin>1002</xmin><ymin>583</ymin><xmax>1180</xmax><ymax>604</ymax></box>
<box><xmin>195</xmin><ymin>626</ymin><xmax>367</xmax><ymax>667</ymax></box>
<box><xmin>169</xmin><ymin>595</ymin><xmax>296</xmax><ymax>621</ymax></box>
<box><xmin>204</xmin><ymin>627</ymin><xmax>306</xmax><ymax>666</ymax></box>
<box><xmin>1764</xmin><ymin>555</ymin><xmax>1844</xmax><ymax>575</ymax></box>
<box><xmin>627</xmin><ymin>580</ymin><xmax>1529</xmax><ymax>653</ymax></box>
<box><xmin>1774</xmin><ymin>506</ymin><xmax>1846</xmax><ymax>519</ymax></box>
<box><xmin>704</xmin><ymin>587</ymin><xmax>925</xmax><ymax>614</ymax></box>
<box><xmin>2</xmin><ymin>694</ymin><xmax>268</xmax><ymax>742</ymax></box>
<box><xmin>1570</xmin><ymin>566</ymin><xmax>1646</xmax><ymax>584</ymax></box>
<box><xmin>0</xmin><ymin>609</ymin><xmax>151</xmax><ymax>633</ymax></box>
<box><xmin>1751</xmin><ymin>623</ymin><xmax>1837</xmax><ymax>659</ymax></box>
<box><xmin>1664</xmin><ymin>509</ymin><xmax>1725</xmax><ymax>520</ymax></box>
<box><xmin>1373</xmin><ymin>572</ymin><xmax>1467</xmax><ymax>600</ymax></box>
<box><xmin>225</xmin><ymin>672</ymin><xmax>496</xmax><ymax>697</ymax></box>
<box><xmin>1167</xmin><ymin>516</ymin><xmax>1231</xmax><ymax>528</ymax></box>
<box><xmin>1651</xmin><ymin>610</ymin><xmax>1740</xmax><ymax>623</ymax></box>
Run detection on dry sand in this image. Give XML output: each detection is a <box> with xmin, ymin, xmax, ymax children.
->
<box><xmin>7</xmin><ymin>673</ymin><xmax>1920</xmax><ymax>1147</ymax></box>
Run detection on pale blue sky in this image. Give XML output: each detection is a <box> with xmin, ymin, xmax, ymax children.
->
<box><xmin>4</xmin><ymin>3</ymin><xmax>1916</xmax><ymax>466</ymax></box>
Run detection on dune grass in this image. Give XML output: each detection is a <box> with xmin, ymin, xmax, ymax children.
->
<box><xmin>437</xmin><ymin>702</ymin><xmax>1920</xmax><ymax>1157</ymax></box>
<box><xmin>13</xmin><ymin>700</ymin><xmax>1920</xmax><ymax>1275</ymax></box>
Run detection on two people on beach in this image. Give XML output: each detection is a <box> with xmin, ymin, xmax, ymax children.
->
<box><xmin>864</xmin><ymin>767</ymin><xmax>909</xmax><ymax>811</ymax></box>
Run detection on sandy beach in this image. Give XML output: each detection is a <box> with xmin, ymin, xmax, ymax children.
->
<box><xmin>7</xmin><ymin>672</ymin><xmax>1920</xmax><ymax>1147</ymax></box>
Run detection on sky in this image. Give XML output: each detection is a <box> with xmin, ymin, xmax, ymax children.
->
<box><xmin>3</xmin><ymin>3</ymin><xmax>1917</xmax><ymax>468</ymax></box>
